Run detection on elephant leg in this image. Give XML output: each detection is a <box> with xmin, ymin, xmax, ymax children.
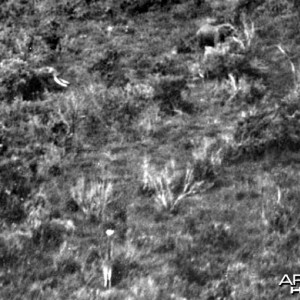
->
<box><xmin>214</xmin><ymin>33</ymin><xmax>219</xmax><ymax>46</ymax></box>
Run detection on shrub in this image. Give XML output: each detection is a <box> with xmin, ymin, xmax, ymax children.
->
<box><xmin>0</xmin><ymin>157</ymin><xmax>34</xmax><ymax>224</ymax></box>
<box><xmin>176</xmin><ymin>38</ymin><xmax>193</xmax><ymax>54</ymax></box>
<box><xmin>218</xmin><ymin>76</ymin><xmax>267</xmax><ymax>105</ymax></box>
<box><xmin>0</xmin><ymin>227</ymin><xmax>32</xmax><ymax>267</ymax></box>
<box><xmin>151</xmin><ymin>56</ymin><xmax>189</xmax><ymax>76</ymax></box>
<box><xmin>0</xmin><ymin>25</ymin><xmax>35</xmax><ymax>61</ymax></box>
<box><xmin>0</xmin><ymin>58</ymin><xmax>31</xmax><ymax>102</ymax></box>
<box><xmin>53</xmin><ymin>241</ymin><xmax>81</xmax><ymax>274</ymax></box>
<box><xmin>174</xmin><ymin>249</ymin><xmax>226</xmax><ymax>287</ymax></box>
<box><xmin>196</xmin><ymin>222</ymin><xmax>237</xmax><ymax>253</ymax></box>
<box><xmin>39</xmin><ymin>19</ymin><xmax>63</xmax><ymax>51</ymax></box>
<box><xmin>0</xmin><ymin>99</ymin><xmax>74</xmax><ymax>226</ymax></box>
<box><xmin>100</xmin><ymin>87</ymin><xmax>148</xmax><ymax>141</ymax></box>
<box><xmin>153</xmin><ymin>75</ymin><xmax>193</xmax><ymax>115</ymax></box>
<box><xmin>228</xmin><ymin>90</ymin><xmax>300</xmax><ymax>160</ymax></box>
<box><xmin>70</xmin><ymin>177</ymin><xmax>114</xmax><ymax>221</ymax></box>
<box><xmin>88</xmin><ymin>49</ymin><xmax>128</xmax><ymax>87</ymax></box>
<box><xmin>0</xmin><ymin>192</ymin><xmax>26</xmax><ymax>224</ymax></box>
<box><xmin>203</xmin><ymin>47</ymin><xmax>259</xmax><ymax>82</ymax></box>
<box><xmin>32</xmin><ymin>221</ymin><xmax>65</xmax><ymax>250</ymax></box>
<box><xmin>0</xmin><ymin>99</ymin><xmax>70</xmax><ymax>169</ymax></box>
<box><xmin>136</xmin><ymin>104</ymin><xmax>162</xmax><ymax>137</ymax></box>
<box><xmin>140</xmin><ymin>157</ymin><xmax>206</xmax><ymax>212</ymax></box>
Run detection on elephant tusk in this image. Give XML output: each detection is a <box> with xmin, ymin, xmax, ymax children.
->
<box><xmin>58</xmin><ymin>78</ymin><xmax>70</xmax><ymax>85</ymax></box>
<box><xmin>53</xmin><ymin>75</ymin><xmax>69</xmax><ymax>87</ymax></box>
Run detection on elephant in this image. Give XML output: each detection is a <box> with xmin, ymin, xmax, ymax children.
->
<box><xmin>196</xmin><ymin>23</ymin><xmax>237</xmax><ymax>48</ymax></box>
<box><xmin>21</xmin><ymin>67</ymin><xmax>69</xmax><ymax>101</ymax></box>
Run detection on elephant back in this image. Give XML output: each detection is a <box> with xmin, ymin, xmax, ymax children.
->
<box><xmin>196</xmin><ymin>24</ymin><xmax>218</xmax><ymax>48</ymax></box>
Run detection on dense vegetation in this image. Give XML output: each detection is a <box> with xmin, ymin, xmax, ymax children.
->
<box><xmin>1</xmin><ymin>0</ymin><xmax>300</xmax><ymax>299</ymax></box>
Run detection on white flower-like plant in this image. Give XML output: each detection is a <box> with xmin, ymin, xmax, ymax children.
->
<box><xmin>141</xmin><ymin>157</ymin><xmax>204</xmax><ymax>211</ymax></box>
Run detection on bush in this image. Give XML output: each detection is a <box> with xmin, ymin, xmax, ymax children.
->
<box><xmin>0</xmin><ymin>192</ymin><xmax>26</xmax><ymax>224</ymax></box>
<box><xmin>70</xmin><ymin>176</ymin><xmax>114</xmax><ymax>221</ymax></box>
<box><xmin>40</xmin><ymin>19</ymin><xmax>63</xmax><ymax>51</ymax></box>
<box><xmin>0</xmin><ymin>235</ymin><xmax>22</xmax><ymax>268</ymax></box>
<box><xmin>88</xmin><ymin>49</ymin><xmax>128</xmax><ymax>87</ymax></box>
<box><xmin>174</xmin><ymin>248</ymin><xmax>227</xmax><ymax>286</ymax></box>
<box><xmin>0</xmin><ymin>58</ymin><xmax>30</xmax><ymax>102</ymax></box>
<box><xmin>56</xmin><ymin>257</ymin><xmax>81</xmax><ymax>275</ymax></box>
<box><xmin>32</xmin><ymin>221</ymin><xmax>65</xmax><ymax>250</ymax></box>
<box><xmin>98</xmin><ymin>87</ymin><xmax>148</xmax><ymax>141</ymax></box>
<box><xmin>228</xmin><ymin>91</ymin><xmax>300</xmax><ymax>160</ymax></box>
<box><xmin>176</xmin><ymin>38</ymin><xmax>193</xmax><ymax>54</ymax></box>
<box><xmin>140</xmin><ymin>157</ymin><xmax>206</xmax><ymax>212</ymax></box>
<box><xmin>153</xmin><ymin>75</ymin><xmax>193</xmax><ymax>115</ymax></box>
<box><xmin>151</xmin><ymin>56</ymin><xmax>189</xmax><ymax>76</ymax></box>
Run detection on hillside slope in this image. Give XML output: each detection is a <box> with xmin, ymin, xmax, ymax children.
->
<box><xmin>1</xmin><ymin>0</ymin><xmax>300</xmax><ymax>299</ymax></box>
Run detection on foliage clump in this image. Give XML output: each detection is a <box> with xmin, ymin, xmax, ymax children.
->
<box><xmin>39</xmin><ymin>19</ymin><xmax>63</xmax><ymax>51</ymax></box>
<box><xmin>140</xmin><ymin>157</ymin><xmax>210</xmax><ymax>212</ymax></box>
<box><xmin>32</xmin><ymin>221</ymin><xmax>65</xmax><ymax>250</ymax></box>
<box><xmin>153</xmin><ymin>75</ymin><xmax>193</xmax><ymax>115</ymax></box>
<box><xmin>0</xmin><ymin>59</ymin><xmax>30</xmax><ymax>102</ymax></box>
<box><xmin>88</xmin><ymin>49</ymin><xmax>128</xmax><ymax>87</ymax></box>
<box><xmin>229</xmin><ymin>91</ymin><xmax>300</xmax><ymax>160</ymax></box>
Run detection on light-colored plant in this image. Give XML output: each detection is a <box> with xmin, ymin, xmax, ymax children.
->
<box><xmin>137</xmin><ymin>104</ymin><xmax>161</xmax><ymax>136</ymax></box>
<box><xmin>25</xmin><ymin>187</ymin><xmax>49</xmax><ymax>229</ymax></box>
<box><xmin>124</xmin><ymin>80</ymin><xmax>155</xmax><ymax>100</ymax></box>
<box><xmin>241</xmin><ymin>14</ymin><xmax>255</xmax><ymax>49</ymax></box>
<box><xmin>276</xmin><ymin>44</ymin><xmax>297</xmax><ymax>85</ymax></box>
<box><xmin>141</xmin><ymin>157</ymin><xmax>204</xmax><ymax>211</ymax></box>
<box><xmin>70</xmin><ymin>177</ymin><xmax>113</xmax><ymax>218</ymax></box>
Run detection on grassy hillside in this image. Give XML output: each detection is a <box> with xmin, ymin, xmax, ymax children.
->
<box><xmin>1</xmin><ymin>0</ymin><xmax>300</xmax><ymax>299</ymax></box>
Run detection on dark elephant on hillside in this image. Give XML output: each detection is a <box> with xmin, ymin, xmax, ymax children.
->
<box><xmin>196</xmin><ymin>23</ymin><xmax>237</xmax><ymax>48</ymax></box>
<box><xmin>20</xmin><ymin>67</ymin><xmax>70</xmax><ymax>101</ymax></box>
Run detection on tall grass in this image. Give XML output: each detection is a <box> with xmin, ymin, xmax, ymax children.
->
<box><xmin>70</xmin><ymin>177</ymin><xmax>113</xmax><ymax>219</ymax></box>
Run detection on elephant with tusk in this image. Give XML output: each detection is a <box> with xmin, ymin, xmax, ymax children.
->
<box><xmin>196</xmin><ymin>22</ymin><xmax>237</xmax><ymax>48</ymax></box>
<box><xmin>36</xmin><ymin>67</ymin><xmax>70</xmax><ymax>88</ymax></box>
<box><xmin>21</xmin><ymin>67</ymin><xmax>70</xmax><ymax>100</ymax></box>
